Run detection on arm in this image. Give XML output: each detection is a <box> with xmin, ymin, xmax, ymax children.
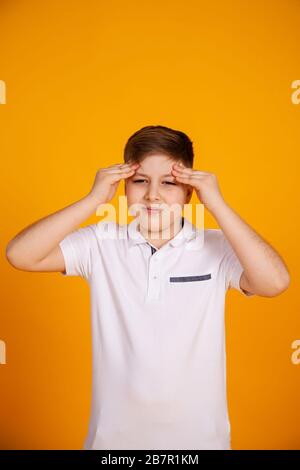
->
<box><xmin>171</xmin><ymin>164</ymin><xmax>291</xmax><ymax>297</ymax></box>
<box><xmin>210</xmin><ymin>200</ymin><xmax>290</xmax><ymax>297</ymax></box>
<box><xmin>5</xmin><ymin>161</ymin><xmax>139</xmax><ymax>273</ymax></box>
<box><xmin>5</xmin><ymin>194</ymin><xmax>101</xmax><ymax>272</ymax></box>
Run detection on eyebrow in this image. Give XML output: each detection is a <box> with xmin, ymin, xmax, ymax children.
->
<box><xmin>133</xmin><ymin>172</ymin><xmax>174</xmax><ymax>178</ymax></box>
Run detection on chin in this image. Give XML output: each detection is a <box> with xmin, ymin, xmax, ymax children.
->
<box><xmin>142</xmin><ymin>220</ymin><xmax>173</xmax><ymax>238</ymax></box>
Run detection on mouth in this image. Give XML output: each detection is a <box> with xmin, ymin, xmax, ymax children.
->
<box><xmin>143</xmin><ymin>206</ymin><xmax>163</xmax><ymax>215</ymax></box>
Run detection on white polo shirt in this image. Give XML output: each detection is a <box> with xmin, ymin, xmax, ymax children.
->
<box><xmin>59</xmin><ymin>216</ymin><xmax>254</xmax><ymax>450</ymax></box>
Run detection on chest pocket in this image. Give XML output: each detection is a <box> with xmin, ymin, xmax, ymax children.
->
<box><xmin>169</xmin><ymin>273</ymin><xmax>211</xmax><ymax>282</ymax></box>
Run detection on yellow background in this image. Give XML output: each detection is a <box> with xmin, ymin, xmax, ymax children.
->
<box><xmin>1</xmin><ymin>0</ymin><xmax>299</xmax><ymax>449</ymax></box>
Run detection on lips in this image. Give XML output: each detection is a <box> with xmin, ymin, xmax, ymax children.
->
<box><xmin>143</xmin><ymin>206</ymin><xmax>163</xmax><ymax>214</ymax></box>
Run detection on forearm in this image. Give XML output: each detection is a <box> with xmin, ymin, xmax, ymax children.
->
<box><xmin>210</xmin><ymin>199</ymin><xmax>290</xmax><ymax>292</ymax></box>
<box><xmin>6</xmin><ymin>193</ymin><xmax>101</xmax><ymax>265</ymax></box>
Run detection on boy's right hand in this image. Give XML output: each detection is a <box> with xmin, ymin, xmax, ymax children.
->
<box><xmin>88</xmin><ymin>161</ymin><xmax>140</xmax><ymax>204</ymax></box>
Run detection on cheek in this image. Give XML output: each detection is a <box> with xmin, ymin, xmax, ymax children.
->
<box><xmin>165</xmin><ymin>186</ymin><xmax>187</xmax><ymax>204</ymax></box>
<box><xmin>125</xmin><ymin>184</ymin><xmax>144</xmax><ymax>205</ymax></box>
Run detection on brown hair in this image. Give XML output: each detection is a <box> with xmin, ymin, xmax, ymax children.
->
<box><xmin>124</xmin><ymin>125</ymin><xmax>194</xmax><ymax>168</ymax></box>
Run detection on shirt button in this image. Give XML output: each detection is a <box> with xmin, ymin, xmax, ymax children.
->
<box><xmin>153</xmin><ymin>275</ymin><xmax>157</xmax><ymax>279</ymax></box>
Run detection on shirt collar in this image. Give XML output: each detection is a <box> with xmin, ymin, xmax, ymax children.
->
<box><xmin>127</xmin><ymin>216</ymin><xmax>198</xmax><ymax>249</ymax></box>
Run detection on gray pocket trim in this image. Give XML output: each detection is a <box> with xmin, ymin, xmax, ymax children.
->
<box><xmin>169</xmin><ymin>274</ymin><xmax>211</xmax><ymax>282</ymax></box>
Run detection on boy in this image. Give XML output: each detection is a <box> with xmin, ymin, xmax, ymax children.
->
<box><xmin>6</xmin><ymin>125</ymin><xmax>290</xmax><ymax>450</ymax></box>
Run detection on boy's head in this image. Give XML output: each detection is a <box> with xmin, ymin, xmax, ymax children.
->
<box><xmin>124</xmin><ymin>125</ymin><xmax>194</xmax><ymax>238</ymax></box>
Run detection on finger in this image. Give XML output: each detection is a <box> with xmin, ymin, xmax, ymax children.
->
<box><xmin>173</xmin><ymin>173</ymin><xmax>203</xmax><ymax>179</ymax></box>
<box><xmin>112</xmin><ymin>163</ymin><xmax>138</xmax><ymax>170</ymax></box>
<box><xmin>174</xmin><ymin>176</ymin><xmax>201</xmax><ymax>187</ymax></box>
<box><xmin>172</xmin><ymin>166</ymin><xmax>194</xmax><ymax>175</ymax></box>
<box><xmin>173</xmin><ymin>165</ymin><xmax>207</xmax><ymax>175</ymax></box>
<box><xmin>122</xmin><ymin>170</ymin><xmax>138</xmax><ymax>179</ymax></box>
<box><xmin>173</xmin><ymin>176</ymin><xmax>190</xmax><ymax>185</ymax></box>
<box><xmin>105</xmin><ymin>163</ymin><xmax>139</xmax><ymax>173</ymax></box>
<box><xmin>110</xmin><ymin>168</ymin><xmax>138</xmax><ymax>181</ymax></box>
<box><xmin>107</xmin><ymin>163</ymin><xmax>127</xmax><ymax>169</ymax></box>
<box><xmin>108</xmin><ymin>167</ymin><xmax>139</xmax><ymax>174</ymax></box>
<box><xmin>105</xmin><ymin>162</ymin><xmax>139</xmax><ymax>171</ymax></box>
<box><xmin>121</xmin><ymin>162</ymin><xmax>139</xmax><ymax>167</ymax></box>
<box><xmin>173</xmin><ymin>162</ymin><xmax>187</xmax><ymax>169</ymax></box>
<box><xmin>172</xmin><ymin>169</ymin><xmax>204</xmax><ymax>178</ymax></box>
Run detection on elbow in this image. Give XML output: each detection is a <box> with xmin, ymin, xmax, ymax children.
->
<box><xmin>251</xmin><ymin>271</ymin><xmax>291</xmax><ymax>298</ymax></box>
<box><xmin>6</xmin><ymin>240</ymin><xmax>42</xmax><ymax>271</ymax></box>
<box><xmin>265</xmin><ymin>272</ymin><xmax>291</xmax><ymax>297</ymax></box>
<box><xmin>275</xmin><ymin>271</ymin><xmax>291</xmax><ymax>295</ymax></box>
<box><xmin>6</xmin><ymin>242</ymin><xmax>18</xmax><ymax>269</ymax></box>
<box><xmin>5</xmin><ymin>241</ymin><xmax>25</xmax><ymax>270</ymax></box>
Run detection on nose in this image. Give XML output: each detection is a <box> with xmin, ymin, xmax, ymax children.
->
<box><xmin>144</xmin><ymin>182</ymin><xmax>162</xmax><ymax>202</ymax></box>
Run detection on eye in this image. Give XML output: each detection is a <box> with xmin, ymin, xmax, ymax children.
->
<box><xmin>132</xmin><ymin>179</ymin><xmax>177</xmax><ymax>185</ymax></box>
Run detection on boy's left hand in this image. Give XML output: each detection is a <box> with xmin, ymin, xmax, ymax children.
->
<box><xmin>171</xmin><ymin>162</ymin><xmax>225</xmax><ymax>213</ymax></box>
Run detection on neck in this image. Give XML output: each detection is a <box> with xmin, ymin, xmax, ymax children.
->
<box><xmin>139</xmin><ymin>217</ymin><xmax>184</xmax><ymax>249</ymax></box>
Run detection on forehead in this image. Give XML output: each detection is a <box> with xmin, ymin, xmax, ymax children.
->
<box><xmin>136</xmin><ymin>154</ymin><xmax>176</xmax><ymax>174</ymax></box>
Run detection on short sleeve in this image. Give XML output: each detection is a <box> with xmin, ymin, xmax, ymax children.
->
<box><xmin>219</xmin><ymin>230</ymin><xmax>255</xmax><ymax>297</ymax></box>
<box><xmin>59</xmin><ymin>224</ymin><xmax>98</xmax><ymax>281</ymax></box>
